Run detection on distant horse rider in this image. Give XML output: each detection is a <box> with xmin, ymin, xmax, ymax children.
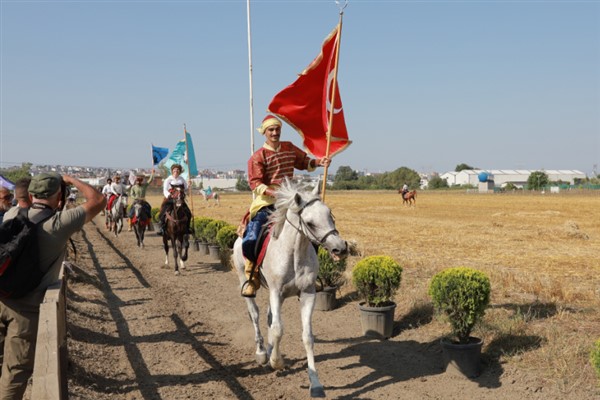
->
<box><xmin>101</xmin><ymin>178</ymin><xmax>112</xmax><ymax>220</ymax></box>
<box><xmin>128</xmin><ymin>170</ymin><xmax>155</xmax><ymax>231</ymax></box>
<box><xmin>157</xmin><ymin>164</ymin><xmax>193</xmax><ymax>235</ymax></box>
<box><xmin>401</xmin><ymin>183</ymin><xmax>409</xmax><ymax>198</ymax></box>
<box><xmin>239</xmin><ymin>115</ymin><xmax>330</xmax><ymax>297</ymax></box>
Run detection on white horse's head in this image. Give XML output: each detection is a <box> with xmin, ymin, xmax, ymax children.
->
<box><xmin>271</xmin><ymin>178</ymin><xmax>347</xmax><ymax>261</ymax></box>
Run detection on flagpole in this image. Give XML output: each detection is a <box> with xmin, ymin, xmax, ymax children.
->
<box><xmin>321</xmin><ymin>3</ymin><xmax>346</xmax><ymax>200</ymax></box>
<box><xmin>247</xmin><ymin>0</ymin><xmax>255</xmax><ymax>155</ymax></box>
<box><xmin>183</xmin><ymin>124</ymin><xmax>196</xmax><ymax>231</ymax></box>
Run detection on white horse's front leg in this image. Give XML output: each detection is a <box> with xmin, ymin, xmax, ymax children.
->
<box><xmin>300</xmin><ymin>291</ymin><xmax>325</xmax><ymax>398</ymax></box>
<box><xmin>268</xmin><ymin>290</ymin><xmax>285</xmax><ymax>370</ymax></box>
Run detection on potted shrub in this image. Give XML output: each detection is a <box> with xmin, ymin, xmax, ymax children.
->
<box><xmin>315</xmin><ymin>246</ymin><xmax>347</xmax><ymax>311</ymax></box>
<box><xmin>149</xmin><ymin>207</ymin><xmax>160</xmax><ymax>232</ymax></box>
<box><xmin>352</xmin><ymin>255</ymin><xmax>403</xmax><ymax>339</ymax></box>
<box><xmin>193</xmin><ymin>217</ymin><xmax>214</xmax><ymax>254</ymax></box>
<box><xmin>204</xmin><ymin>220</ymin><xmax>228</xmax><ymax>259</ymax></box>
<box><xmin>216</xmin><ymin>224</ymin><xmax>238</xmax><ymax>267</ymax></box>
<box><xmin>428</xmin><ymin>266</ymin><xmax>491</xmax><ymax>378</ymax></box>
<box><xmin>591</xmin><ymin>338</ymin><xmax>600</xmax><ymax>385</ymax></box>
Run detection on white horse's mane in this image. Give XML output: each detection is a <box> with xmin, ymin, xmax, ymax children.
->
<box><xmin>269</xmin><ymin>179</ymin><xmax>319</xmax><ymax>238</ymax></box>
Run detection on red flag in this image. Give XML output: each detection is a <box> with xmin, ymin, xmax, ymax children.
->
<box><xmin>268</xmin><ymin>25</ymin><xmax>351</xmax><ymax>159</ymax></box>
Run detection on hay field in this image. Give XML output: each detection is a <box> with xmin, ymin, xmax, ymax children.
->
<box><xmin>147</xmin><ymin>190</ymin><xmax>600</xmax><ymax>390</ymax></box>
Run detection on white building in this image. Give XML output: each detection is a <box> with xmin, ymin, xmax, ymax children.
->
<box><xmin>439</xmin><ymin>169</ymin><xmax>586</xmax><ymax>188</ymax></box>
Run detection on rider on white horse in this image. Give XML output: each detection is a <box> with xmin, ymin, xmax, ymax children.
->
<box><xmin>240</xmin><ymin>115</ymin><xmax>331</xmax><ymax>297</ymax></box>
<box><xmin>157</xmin><ymin>164</ymin><xmax>193</xmax><ymax>235</ymax></box>
<box><xmin>127</xmin><ymin>170</ymin><xmax>155</xmax><ymax>231</ymax></box>
<box><xmin>106</xmin><ymin>175</ymin><xmax>129</xmax><ymax>230</ymax></box>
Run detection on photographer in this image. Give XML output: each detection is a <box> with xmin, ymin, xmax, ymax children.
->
<box><xmin>0</xmin><ymin>173</ymin><xmax>105</xmax><ymax>399</ymax></box>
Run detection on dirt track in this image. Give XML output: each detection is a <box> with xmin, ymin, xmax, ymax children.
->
<box><xmin>63</xmin><ymin>214</ymin><xmax>596</xmax><ymax>400</ymax></box>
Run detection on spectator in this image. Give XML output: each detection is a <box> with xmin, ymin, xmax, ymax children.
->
<box><xmin>0</xmin><ymin>173</ymin><xmax>105</xmax><ymax>399</ymax></box>
<box><xmin>0</xmin><ymin>188</ymin><xmax>13</xmax><ymax>223</ymax></box>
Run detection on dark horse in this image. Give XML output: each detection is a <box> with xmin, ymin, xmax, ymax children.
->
<box><xmin>131</xmin><ymin>200</ymin><xmax>151</xmax><ymax>248</ymax></box>
<box><xmin>162</xmin><ymin>185</ymin><xmax>190</xmax><ymax>275</ymax></box>
<box><xmin>399</xmin><ymin>189</ymin><xmax>417</xmax><ymax>206</ymax></box>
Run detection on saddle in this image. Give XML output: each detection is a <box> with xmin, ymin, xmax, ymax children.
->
<box><xmin>254</xmin><ymin>226</ymin><xmax>272</xmax><ymax>268</ymax></box>
<box><xmin>107</xmin><ymin>194</ymin><xmax>120</xmax><ymax>211</ymax></box>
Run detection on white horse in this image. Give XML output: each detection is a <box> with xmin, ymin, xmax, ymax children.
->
<box><xmin>232</xmin><ymin>179</ymin><xmax>348</xmax><ymax>398</ymax></box>
<box><xmin>108</xmin><ymin>195</ymin><xmax>126</xmax><ymax>237</ymax></box>
<box><xmin>200</xmin><ymin>189</ymin><xmax>220</xmax><ymax>206</ymax></box>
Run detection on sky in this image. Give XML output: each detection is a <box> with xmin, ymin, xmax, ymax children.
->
<box><xmin>1</xmin><ymin>0</ymin><xmax>599</xmax><ymax>176</ymax></box>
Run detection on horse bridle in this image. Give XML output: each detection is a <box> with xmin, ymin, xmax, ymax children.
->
<box><xmin>286</xmin><ymin>198</ymin><xmax>339</xmax><ymax>246</ymax></box>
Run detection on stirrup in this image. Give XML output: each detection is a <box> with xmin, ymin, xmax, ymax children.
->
<box><xmin>241</xmin><ymin>281</ymin><xmax>257</xmax><ymax>298</ymax></box>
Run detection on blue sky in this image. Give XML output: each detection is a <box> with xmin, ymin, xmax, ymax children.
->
<box><xmin>1</xmin><ymin>0</ymin><xmax>599</xmax><ymax>176</ymax></box>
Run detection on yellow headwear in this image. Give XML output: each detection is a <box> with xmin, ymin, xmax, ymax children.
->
<box><xmin>257</xmin><ymin>115</ymin><xmax>282</xmax><ymax>135</ymax></box>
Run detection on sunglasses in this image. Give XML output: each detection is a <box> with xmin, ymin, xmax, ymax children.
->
<box><xmin>0</xmin><ymin>195</ymin><xmax>12</xmax><ymax>200</ymax></box>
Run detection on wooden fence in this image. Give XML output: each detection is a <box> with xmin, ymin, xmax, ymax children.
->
<box><xmin>31</xmin><ymin>265</ymin><xmax>68</xmax><ymax>400</ymax></box>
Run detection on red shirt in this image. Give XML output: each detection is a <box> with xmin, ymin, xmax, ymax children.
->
<box><xmin>248</xmin><ymin>141</ymin><xmax>313</xmax><ymax>191</ymax></box>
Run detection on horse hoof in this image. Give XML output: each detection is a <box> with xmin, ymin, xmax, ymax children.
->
<box><xmin>270</xmin><ymin>357</ymin><xmax>285</xmax><ymax>370</ymax></box>
<box><xmin>175</xmin><ymin>271</ymin><xmax>180</xmax><ymax>276</ymax></box>
<box><xmin>255</xmin><ymin>352</ymin><xmax>268</xmax><ymax>366</ymax></box>
<box><xmin>310</xmin><ymin>385</ymin><xmax>326</xmax><ymax>398</ymax></box>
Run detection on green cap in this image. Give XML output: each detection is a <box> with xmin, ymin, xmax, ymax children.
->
<box><xmin>28</xmin><ymin>172</ymin><xmax>62</xmax><ymax>199</ymax></box>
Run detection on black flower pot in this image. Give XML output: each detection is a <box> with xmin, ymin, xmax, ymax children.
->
<box><xmin>314</xmin><ymin>286</ymin><xmax>337</xmax><ymax>311</ymax></box>
<box><xmin>358</xmin><ymin>302</ymin><xmax>396</xmax><ymax>339</ymax></box>
<box><xmin>440</xmin><ymin>336</ymin><xmax>483</xmax><ymax>378</ymax></box>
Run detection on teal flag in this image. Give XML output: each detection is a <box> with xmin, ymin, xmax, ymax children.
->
<box><xmin>165</xmin><ymin>131</ymin><xmax>198</xmax><ymax>181</ymax></box>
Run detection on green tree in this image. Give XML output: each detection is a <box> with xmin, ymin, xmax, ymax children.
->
<box><xmin>428</xmin><ymin>175</ymin><xmax>449</xmax><ymax>189</ymax></box>
<box><xmin>527</xmin><ymin>171</ymin><xmax>549</xmax><ymax>190</ymax></box>
<box><xmin>455</xmin><ymin>163</ymin><xmax>475</xmax><ymax>172</ymax></box>
<box><xmin>378</xmin><ymin>167</ymin><xmax>420</xmax><ymax>190</ymax></box>
<box><xmin>334</xmin><ymin>166</ymin><xmax>358</xmax><ymax>182</ymax></box>
<box><xmin>236</xmin><ymin>177</ymin><xmax>251</xmax><ymax>191</ymax></box>
<box><xmin>0</xmin><ymin>163</ymin><xmax>32</xmax><ymax>183</ymax></box>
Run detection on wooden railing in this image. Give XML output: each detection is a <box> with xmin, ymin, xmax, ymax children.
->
<box><xmin>31</xmin><ymin>265</ymin><xmax>68</xmax><ymax>400</ymax></box>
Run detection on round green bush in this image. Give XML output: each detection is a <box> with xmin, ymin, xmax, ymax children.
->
<box><xmin>317</xmin><ymin>246</ymin><xmax>347</xmax><ymax>288</ymax></box>
<box><xmin>193</xmin><ymin>217</ymin><xmax>214</xmax><ymax>241</ymax></box>
<box><xmin>216</xmin><ymin>225</ymin><xmax>239</xmax><ymax>249</ymax></box>
<box><xmin>352</xmin><ymin>255</ymin><xmax>403</xmax><ymax>307</ymax></box>
<box><xmin>204</xmin><ymin>220</ymin><xmax>229</xmax><ymax>244</ymax></box>
<box><xmin>428</xmin><ymin>266</ymin><xmax>491</xmax><ymax>344</ymax></box>
<box><xmin>591</xmin><ymin>338</ymin><xmax>600</xmax><ymax>382</ymax></box>
<box><xmin>151</xmin><ymin>207</ymin><xmax>160</xmax><ymax>223</ymax></box>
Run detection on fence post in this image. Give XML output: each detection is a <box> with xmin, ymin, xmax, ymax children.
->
<box><xmin>32</xmin><ymin>266</ymin><xmax>68</xmax><ymax>400</ymax></box>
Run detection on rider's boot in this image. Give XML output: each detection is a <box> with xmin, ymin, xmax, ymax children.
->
<box><xmin>241</xmin><ymin>259</ymin><xmax>260</xmax><ymax>298</ymax></box>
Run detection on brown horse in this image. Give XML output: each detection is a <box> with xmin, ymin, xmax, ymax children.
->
<box><xmin>162</xmin><ymin>186</ymin><xmax>190</xmax><ymax>275</ymax></box>
<box><xmin>399</xmin><ymin>189</ymin><xmax>417</xmax><ymax>206</ymax></box>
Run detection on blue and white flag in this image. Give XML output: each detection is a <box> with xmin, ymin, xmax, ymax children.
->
<box><xmin>0</xmin><ymin>175</ymin><xmax>15</xmax><ymax>190</ymax></box>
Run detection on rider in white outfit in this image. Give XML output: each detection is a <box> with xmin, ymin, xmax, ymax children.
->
<box><xmin>157</xmin><ymin>164</ymin><xmax>193</xmax><ymax>235</ymax></box>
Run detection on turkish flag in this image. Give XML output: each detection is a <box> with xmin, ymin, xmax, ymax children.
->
<box><xmin>268</xmin><ymin>24</ymin><xmax>351</xmax><ymax>158</ymax></box>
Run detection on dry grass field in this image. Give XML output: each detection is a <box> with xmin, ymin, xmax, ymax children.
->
<box><xmin>147</xmin><ymin>189</ymin><xmax>600</xmax><ymax>393</ymax></box>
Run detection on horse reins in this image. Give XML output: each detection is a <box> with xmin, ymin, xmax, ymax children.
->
<box><xmin>286</xmin><ymin>198</ymin><xmax>339</xmax><ymax>246</ymax></box>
